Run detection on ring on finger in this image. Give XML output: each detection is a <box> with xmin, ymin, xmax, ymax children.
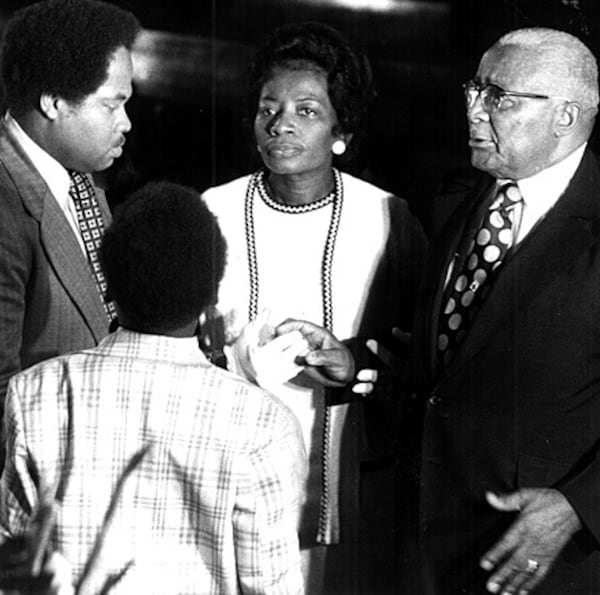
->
<box><xmin>525</xmin><ymin>559</ymin><xmax>539</xmax><ymax>574</ymax></box>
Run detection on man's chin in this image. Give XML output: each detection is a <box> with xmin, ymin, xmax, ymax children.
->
<box><xmin>470</xmin><ymin>150</ymin><xmax>497</xmax><ymax>174</ymax></box>
<box><xmin>94</xmin><ymin>157</ymin><xmax>116</xmax><ymax>173</ymax></box>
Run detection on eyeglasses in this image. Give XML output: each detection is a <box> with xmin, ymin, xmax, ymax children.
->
<box><xmin>463</xmin><ymin>79</ymin><xmax>571</xmax><ymax>113</ymax></box>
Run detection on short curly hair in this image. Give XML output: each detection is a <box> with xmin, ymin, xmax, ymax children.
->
<box><xmin>245</xmin><ymin>21</ymin><xmax>375</xmax><ymax>139</ymax></box>
<box><xmin>0</xmin><ymin>0</ymin><xmax>140</xmax><ymax>115</ymax></box>
<box><xmin>100</xmin><ymin>182</ymin><xmax>227</xmax><ymax>333</ymax></box>
<box><xmin>496</xmin><ymin>28</ymin><xmax>599</xmax><ymax>110</ymax></box>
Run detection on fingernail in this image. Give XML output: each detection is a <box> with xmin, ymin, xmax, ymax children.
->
<box><xmin>486</xmin><ymin>582</ymin><xmax>500</xmax><ymax>593</ymax></box>
<box><xmin>356</xmin><ymin>369</ymin><xmax>371</xmax><ymax>382</ymax></box>
<box><xmin>480</xmin><ymin>559</ymin><xmax>493</xmax><ymax>571</ymax></box>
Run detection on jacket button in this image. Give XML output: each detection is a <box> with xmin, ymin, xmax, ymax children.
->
<box><xmin>428</xmin><ymin>394</ymin><xmax>442</xmax><ymax>406</ymax></box>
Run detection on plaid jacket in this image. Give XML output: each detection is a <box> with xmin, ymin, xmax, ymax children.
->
<box><xmin>0</xmin><ymin>328</ymin><xmax>305</xmax><ymax>594</ymax></box>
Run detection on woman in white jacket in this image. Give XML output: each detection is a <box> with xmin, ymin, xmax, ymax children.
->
<box><xmin>202</xmin><ymin>21</ymin><xmax>427</xmax><ymax>594</ymax></box>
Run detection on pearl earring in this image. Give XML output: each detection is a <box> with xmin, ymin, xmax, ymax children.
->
<box><xmin>331</xmin><ymin>140</ymin><xmax>346</xmax><ymax>156</ymax></box>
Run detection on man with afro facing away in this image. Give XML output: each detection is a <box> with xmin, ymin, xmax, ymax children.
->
<box><xmin>0</xmin><ymin>181</ymin><xmax>306</xmax><ymax>595</ymax></box>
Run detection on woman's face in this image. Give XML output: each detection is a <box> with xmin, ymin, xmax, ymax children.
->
<box><xmin>254</xmin><ymin>65</ymin><xmax>342</xmax><ymax>177</ymax></box>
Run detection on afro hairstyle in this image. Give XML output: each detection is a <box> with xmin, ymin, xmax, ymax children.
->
<box><xmin>100</xmin><ymin>181</ymin><xmax>227</xmax><ymax>333</ymax></box>
<box><xmin>0</xmin><ymin>0</ymin><xmax>140</xmax><ymax>115</ymax></box>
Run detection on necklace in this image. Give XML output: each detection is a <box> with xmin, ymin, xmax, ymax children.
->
<box><xmin>244</xmin><ymin>167</ymin><xmax>343</xmax><ymax>543</ymax></box>
<box><xmin>244</xmin><ymin>168</ymin><xmax>343</xmax><ymax>327</ymax></box>
<box><xmin>256</xmin><ymin>172</ymin><xmax>336</xmax><ymax>214</ymax></box>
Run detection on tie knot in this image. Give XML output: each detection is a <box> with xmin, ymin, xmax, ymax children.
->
<box><xmin>68</xmin><ymin>170</ymin><xmax>93</xmax><ymax>201</ymax></box>
<box><xmin>491</xmin><ymin>182</ymin><xmax>522</xmax><ymax>211</ymax></box>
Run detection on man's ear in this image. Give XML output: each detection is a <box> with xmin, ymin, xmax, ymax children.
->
<box><xmin>39</xmin><ymin>93</ymin><xmax>59</xmax><ymax>120</ymax></box>
<box><xmin>554</xmin><ymin>102</ymin><xmax>581</xmax><ymax>137</ymax></box>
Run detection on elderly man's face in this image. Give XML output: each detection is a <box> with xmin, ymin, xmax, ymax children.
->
<box><xmin>467</xmin><ymin>44</ymin><xmax>563</xmax><ymax>179</ymax></box>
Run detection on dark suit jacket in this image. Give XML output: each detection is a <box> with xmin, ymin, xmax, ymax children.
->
<box><xmin>0</xmin><ymin>120</ymin><xmax>111</xmax><ymax>415</ymax></box>
<box><xmin>412</xmin><ymin>149</ymin><xmax>600</xmax><ymax>593</ymax></box>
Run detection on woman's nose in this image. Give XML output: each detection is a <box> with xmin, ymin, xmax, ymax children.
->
<box><xmin>268</xmin><ymin>111</ymin><xmax>295</xmax><ymax>136</ymax></box>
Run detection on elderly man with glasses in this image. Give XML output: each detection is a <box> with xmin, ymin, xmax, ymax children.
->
<box><xmin>407</xmin><ymin>27</ymin><xmax>600</xmax><ymax>594</ymax></box>
<box><xmin>274</xmin><ymin>25</ymin><xmax>600</xmax><ymax>595</ymax></box>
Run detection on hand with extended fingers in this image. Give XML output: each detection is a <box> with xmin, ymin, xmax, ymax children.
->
<box><xmin>480</xmin><ymin>488</ymin><xmax>581</xmax><ymax>594</ymax></box>
<box><xmin>274</xmin><ymin>319</ymin><xmax>355</xmax><ymax>387</ymax></box>
<box><xmin>225</xmin><ymin>309</ymin><xmax>310</xmax><ymax>390</ymax></box>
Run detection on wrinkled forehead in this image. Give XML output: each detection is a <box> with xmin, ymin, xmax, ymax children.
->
<box><xmin>477</xmin><ymin>44</ymin><xmax>552</xmax><ymax>93</ymax></box>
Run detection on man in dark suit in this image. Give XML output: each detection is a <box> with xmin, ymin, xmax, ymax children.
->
<box><xmin>279</xmin><ymin>27</ymin><xmax>600</xmax><ymax>594</ymax></box>
<box><xmin>0</xmin><ymin>0</ymin><xmax>140</xmax><ymax>415</ymax></box>
<box><xmin>411</xmin><ymin>27</ymin><xmax>600</xmax><ymax>594</ymax></box>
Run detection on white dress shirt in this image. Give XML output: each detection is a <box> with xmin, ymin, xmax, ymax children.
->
<box><xmin>4</xmin><ymin>112</ymin><xmax>85</xmax><ymax>253</ymax></box>
<box><xmin>506</xmin><ymin>141</ymin><xmax>587</xmax><ymax>245</ymax></box>
<box><xmin>443</xmin><ymin>143</ymin><xmax>587</xmax><ymax>290</ymax></box>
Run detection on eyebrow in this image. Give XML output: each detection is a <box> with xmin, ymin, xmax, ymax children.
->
<box><xmin>101</xmin><ymin>91</ymin><xmax>131</xmax><ymax>102</ymax></box>
<box><xmin>259</xmin><ymin>93</ymin><xmax>325</xmax><ymax>103</ymax></box>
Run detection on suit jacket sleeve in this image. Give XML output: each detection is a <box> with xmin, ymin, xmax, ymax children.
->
<box><xmin>0</xmin><ymin>172</ymin><xmax>111</xmax><ymax>414</ymax></box>
<box><xmin>327</xmin><ymin>195</ymin><xmax>428</xmax><ymax>406</ymax></box>
<box><xmin>558</xmin><ymin>451</ymin><xmax>600</xmax><ymax>545</ymax></box>
<box><xmin>0</xmin><ymin>178</ymin><xmax>33</xmax><ymax>412</ymax></box>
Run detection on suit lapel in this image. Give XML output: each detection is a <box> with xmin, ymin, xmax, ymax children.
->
<box><xmin>40</xmin><ymin>195</ymin><xmax>109</xmax><ymax>339</ymax></box>
<box><xmin>439</xmin><ymin>151</ymin><xmax>600</xmax><ymax>381</ymax></box>
<box><xmin>424</xmin><ymin>174</ymin><xmax>495</xmax><ymax>380</ymax></box>
<box><xmin>0</xmin><ymin>123</ymin><xmax>108</xmax><ymax>341</ymax></box>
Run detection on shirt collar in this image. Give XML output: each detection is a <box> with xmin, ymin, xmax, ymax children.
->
<box><xmin>507</xmin><ymin>142</ymin><xmax>587</xmax><ymax>217</ymax></box>
<box><xmin>96</xmin><ymin>327</ymin><xmax>209</xmax><ymax>367</ymax></box>
<box><xmin>4</xmin><ymin>112</ymin><xmax>71</xmax><ymax>207</ymax></box>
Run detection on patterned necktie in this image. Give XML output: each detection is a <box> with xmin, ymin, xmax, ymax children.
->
<box><xmin>68</xmin><ymin>170</ymin><xmax>116</xmax><ymax>322</ymax></box>
<box><xmin>437</xmin><ymin>182</ymin><xmax>522</xmax><ymax>365</ymax></box>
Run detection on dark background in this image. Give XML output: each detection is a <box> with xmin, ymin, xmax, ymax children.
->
<box><xmin>1</xmin><ymin>0</ymin><xmax>600</xmax><ymax>229</ymax></box>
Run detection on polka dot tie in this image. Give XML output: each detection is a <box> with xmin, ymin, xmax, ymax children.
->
<box><xmin>68</xmin><ymin>171</ymin><xmax>116</xmax><ymax>322</ymax></box>
<box><xmin>437</xmin><ymin>182</ymin><xmax>522</xmax><ymax>365</ymax></box>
